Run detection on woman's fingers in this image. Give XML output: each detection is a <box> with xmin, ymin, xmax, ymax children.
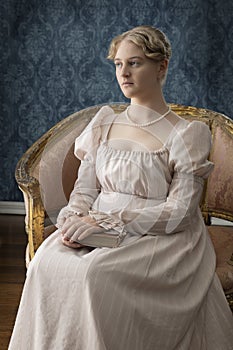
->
<box><xmin>69</xmin><ymin>223</ymin><xmax>103</xmax><ymax>242</ymax></box>
<box><xmin>77</xmin><ymin>226</ymin><xmax>103</xmax><ymax>241</ymax></box>
<box><xmin>61</xmin><ymin>215</ymin><xmax>97</xmax><ymax>235</ymax></box>
<box><xmin>61</xmin><ymin>215</ymin><xmax>81</xmax><ymax>227</ymax></box>
<box><xmin>63</xmin><ymin>221</ymin><xmax>86</xmax><ymax>240</ymax></box>
<box><xmin>62</xmin><ymin>236</ymin><xmax>83</xmax><ymax>249</ymax></box>
<box><xmin>60</xmin><ymin>215</ymin><xmax>103</xmax><ymax>243</ymax></box>
<box><xmin>61</xmin><ymin>216</ymin><xmax>85</xmax><ymax>236</ymax></box>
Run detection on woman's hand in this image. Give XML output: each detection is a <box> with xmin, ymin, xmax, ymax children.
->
<box><xmin>60</xmin><ymin>215</ymin><xmax>103</xmax><ymax>248</ymax></box>
<box><xmin>61</xmin><ymin>236</ymin><xmax>84</xmax><ymax>249</ymax></box>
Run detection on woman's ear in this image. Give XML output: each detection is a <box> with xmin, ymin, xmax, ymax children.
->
<box><xmin>158</xmin><ymin>59</ymin><xmax>168</xmax><ymax>75</ymax></box>
<box><xmin>158</xmin><ymin>59</ymin><xmax>169</xmax><ymax>84</ymax></box>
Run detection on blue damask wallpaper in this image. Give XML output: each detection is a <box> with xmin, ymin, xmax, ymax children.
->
<box><xmin>0</xmin><ymin>0</ymin><xmax>233</xmax><ymax>201</ymax></box>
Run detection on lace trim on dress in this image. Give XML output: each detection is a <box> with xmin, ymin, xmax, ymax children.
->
<box><xmin>88</xmin><ymin>210</ymin><xmax>127</xmax><ymax>238</ymax></box>
<box><xmin>100</xmin><ymin>141</ymin><xmax>169</xmax><ymax>156</ymax></box>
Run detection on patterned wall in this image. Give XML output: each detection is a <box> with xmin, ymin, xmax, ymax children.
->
<box><xmin>1</xmin><ymin>0</ymin><xmax>233</xmax><ymax>201</ymax></box>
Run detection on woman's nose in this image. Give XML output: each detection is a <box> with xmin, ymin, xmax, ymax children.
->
<box><xmin>121</xmin><ymin>65</ymin><xmax>130</xmax><ymax>77</ymax></box>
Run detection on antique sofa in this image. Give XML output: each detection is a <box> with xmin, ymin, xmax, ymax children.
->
<box><xmin>15</xmin><ymin>103</ymin><xmax>233</xmax><ymax>310</ymax></box>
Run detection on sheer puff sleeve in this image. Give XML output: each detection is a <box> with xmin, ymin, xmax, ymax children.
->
<box><xmin>56</xmin><ymin>106</ymin><xmax>113</xmax><ymax>228</ymax></box>
<box><xmin>121</xmin><ymin>121</ymin><xmax>214</xmax><ymax>235</ymax></box>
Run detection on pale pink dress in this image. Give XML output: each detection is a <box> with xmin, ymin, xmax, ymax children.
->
<box><xmin>9</xmin><ymin>106</ymin><xmax>233</xmax><ymax>350</ymax></box>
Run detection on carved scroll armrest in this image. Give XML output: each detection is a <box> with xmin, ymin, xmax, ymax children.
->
<box><xmin>16</xmin><ymin>163</ymin><xmax>45</xmax><ymax>260</ymax></box>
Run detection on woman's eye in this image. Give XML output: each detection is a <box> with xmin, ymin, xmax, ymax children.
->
<box><xmin>115</xmin><ymin>62</ymin><xmax>122</xmax><ymax>68</ymax></box>
<box><xmin>130</xmin><ymin>61</ymin><xmax>139</xmax><ymax>67</ymax></box>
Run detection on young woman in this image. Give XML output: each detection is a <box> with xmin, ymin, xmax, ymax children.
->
<box><xmin>9</xmin><ymin>26</ymin><xmax>233</xmax><ymax>350</ymax></box>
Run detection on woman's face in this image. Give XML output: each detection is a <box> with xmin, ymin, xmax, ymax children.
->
<box><xmin>114</xmin><ymin>39</ymin><xmax>166</xmax><ymax>103</ymax></box>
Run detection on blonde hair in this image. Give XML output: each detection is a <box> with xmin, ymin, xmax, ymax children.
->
<box><xmin>107</xmin><ymin>25</ymin><xmax>172</xmax><ymax>62</ymax></box>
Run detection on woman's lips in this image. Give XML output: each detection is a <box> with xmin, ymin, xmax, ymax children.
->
<box><xmin>122</xmin><ymin>82</ymin><xmax>133</xmax><ymax>87</ymax></box>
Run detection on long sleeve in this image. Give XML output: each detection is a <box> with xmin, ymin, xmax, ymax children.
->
<box><xmin>56</xmin><ymin>106</ymin><xmax>113</xmax><ymax>226</ymax></box>
<box><xmin>120</xmin><ymin>121</ymin><xmax>214</xmax><ymax>235</ymax></box>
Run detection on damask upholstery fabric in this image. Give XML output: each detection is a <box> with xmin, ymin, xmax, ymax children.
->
<box><xmin>208</xmin><ymin>226</ymin><xmax>233</xmax><ymax>293</ymax></box>
<box><xmin>207</xmin><ymin>124</ymin><xmax>233</xmax><ymax>215</ymax></box>
<box><xmin>62</xmin><ymin>144</ymin><xmax>80</xmax><ymax>202</ymax></box>
<box><xmin>1</xmin><ymin>0</ymin><xmax>233</xmax><ymax>201</ymax></box>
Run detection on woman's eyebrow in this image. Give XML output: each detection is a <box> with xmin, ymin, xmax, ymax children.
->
<box><xmin>114</xmin><ymin>56</ymin><xmax>143</xmax><ymax>62</ymax></box>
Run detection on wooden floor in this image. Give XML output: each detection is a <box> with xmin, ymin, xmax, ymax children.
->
<box><xmin>0</xmin><ymin>214</ymin><xmax>27</xmax><ymax>350</ymax></box>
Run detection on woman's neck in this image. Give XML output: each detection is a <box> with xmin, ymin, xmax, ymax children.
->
<box><xmin>131</xmin><ymin>94</ymin><xmax>168</xmax><ymax>115</ymax></box>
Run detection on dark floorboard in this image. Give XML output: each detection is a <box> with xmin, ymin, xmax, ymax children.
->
<box><xmin>0</xmin><ymin>215</ymin><xmax>27</xmax><ymax>350</ymax></box>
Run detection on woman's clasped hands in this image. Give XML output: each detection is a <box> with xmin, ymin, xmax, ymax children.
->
<box><xmin>60</xmin><ymin>215</ymin><xmax>103</xmax><ymax>249</ymax></box>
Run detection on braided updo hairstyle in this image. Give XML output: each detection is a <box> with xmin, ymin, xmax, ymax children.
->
<box><xmin>107</xmin><ymin>25</ymin><xmax>172</xmax><ymax>62</ymax></box>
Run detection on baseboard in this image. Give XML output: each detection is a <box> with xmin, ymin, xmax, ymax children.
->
<box><xmin>211</xmin><ymin>217</ymin><xmax>233</xmax><ymax>226</ymax></box>
<box><xmin>0</xmin><ymin>201</ymin><xmax>26</xmax><ymax>215</ymax></box>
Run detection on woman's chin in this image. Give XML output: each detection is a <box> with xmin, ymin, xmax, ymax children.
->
<box><xmin>121</xmin><ymin>90</ymin><xmax>134</xmax><ymax>99</ymax></box>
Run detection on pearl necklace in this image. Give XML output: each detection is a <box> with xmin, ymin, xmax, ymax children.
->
<box><xmin>126</xmin><ymin>106</ymin><xmax>171</xmax><ymax>128</ymax></box>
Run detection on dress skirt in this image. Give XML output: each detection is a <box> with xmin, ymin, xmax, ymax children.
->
<box><xmin>9</xmin><ymin>228</ymin><xmax>233</xmax><ymax>350</ymax></box>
